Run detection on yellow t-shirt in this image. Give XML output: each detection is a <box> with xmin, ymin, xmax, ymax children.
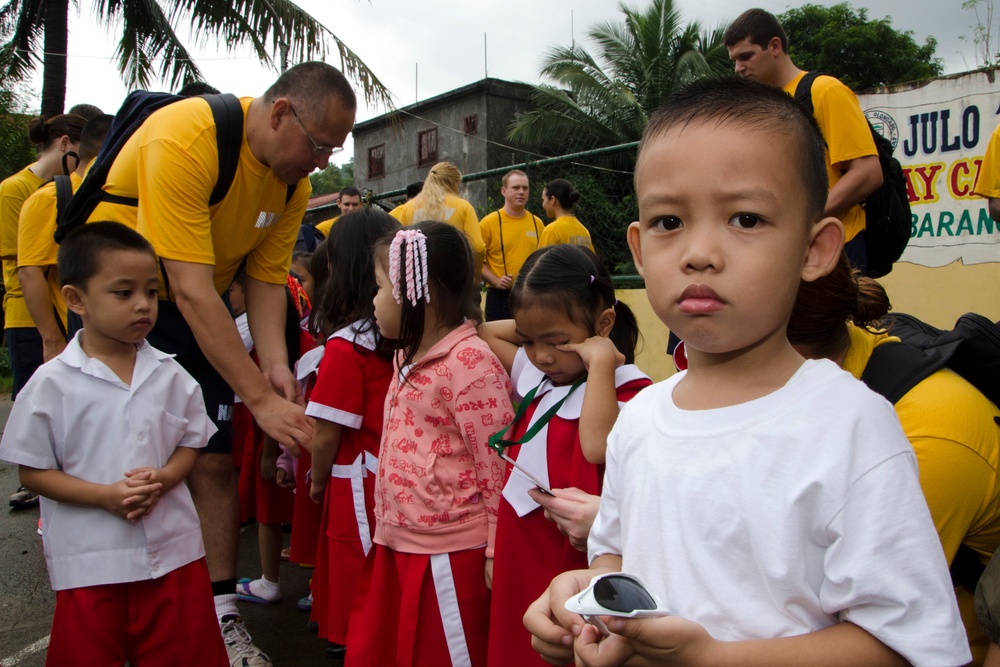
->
<box><xmin>974</xmin><ymin>123</ymin><xmax>1000</xmax><ymax>198</ymax></box>
<box><xmin>843</xmin><ymin>324</ymin><xmax>1000</xmax><ymax>664</ymax></box>
<box><xmin>90</xmin><ymin>96</ymin><xmax>310</xmax><ymax>298</ymax></box>
<box><xmin>539</xmin><ymin>215</ymin><xmax>594</xmax><ymax>252</ymax></box>
<box><xmin>316</xmin><ymin>216</ymin><xmax>339</xmax><ymax>237</ymax></box>
<box><xmin>17</xmin><ymin>172</ymin><xmax>81</xmax><ymax>331</ymax></box>
<box><xmin>0</xmin><ymin>165</ymin><xmax>46</xmax><ymax>328</ymax></box>
<box><xmin>479</xmin><ymin>209</ymin><xmax>543</xmax><ymax>280</ymax></box>
<box><xmin>392</xmin><ymin>194</ymin><xmax>485</xmax><ymax>283</ymax></box>
<box><xmin>784</xmin><ymin>72</ymin><xmax>876</xmax><ymax>243</ymax></box>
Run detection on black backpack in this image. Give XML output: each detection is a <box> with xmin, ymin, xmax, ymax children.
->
<box><xmin>861</xmin><ymin>311</ymin><xmax>1000</xmax><ymax>590</ymax></box>
<box><xmin>794</xmin><ymin>72</ymin><xmax>912</xmax><ymax>279</ymax></box>
<box><xmin>54</xmin><ymin>91</ymin><xmax>245</xmax><ymax>243</ymax></box>
<box><xmin>294</xmin><ymin>223</ymin><xmax>326</xmax><ymax>254</ymax></box>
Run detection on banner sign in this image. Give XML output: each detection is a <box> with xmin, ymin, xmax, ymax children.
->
<box><xmin>859</xmin><ymin>69</ymin><xmax>1000</xmax><ymax>266</ymax></box>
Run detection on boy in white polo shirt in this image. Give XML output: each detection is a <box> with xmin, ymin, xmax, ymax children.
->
<box><xmin>0</xmin><ymin>221</ymin><xmax>227</xmax><ymax>665</ymax></box>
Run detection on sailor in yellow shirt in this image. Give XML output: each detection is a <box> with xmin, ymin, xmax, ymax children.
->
<box><xmin>539</xmin><ymin>178</ymin><xmax>594</xmax><ymax>252</ymax></box>
<box><xmin>85</xmin><ymin>62</ymin><xmax>357</xmax><ymax>665</ymax></box>
<box><xmin>19</xmin><ymin>115</ymin><xmax>112</xmax><ymax>364</ymax></box>
<box><xmin>974</xmin><ymin>123</ymin><xmax>1000</xmax><ymax>222</ymax></box>
<box><xmin>479</xmin><ymin>169</ymin><xmax>544</xmax><ymax>321</ymax></box>
<box><xmin>725</xmin><ymin>9</ymin><xmax>882</xmax><ymax>274</ymax></box>
<box><xmin>790</xmin><ymin>255</ymin><xmax>1000</xmax><ymax>666</ymax></box>
<box><xmin>315</xmin><ymin>185</ymin><xmax>363</xmax><ymax>236</ymax></box>
<box><xmin>390</xmin><ymin>162</ymin><xmax>485</xmax><ymax>285</ymax></box>
<box><xmin>0</xmin><ymin>114</ymin><xmax>85</xmax><ymax>400</ymax></box>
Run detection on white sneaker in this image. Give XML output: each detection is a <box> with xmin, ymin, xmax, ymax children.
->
<box><xmin>220</xmin><ymin>615</ymin><xmax>272</xmax><ymax>667</ymax></box>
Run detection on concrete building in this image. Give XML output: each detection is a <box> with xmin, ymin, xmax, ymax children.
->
<box><xmin>352</xmin><ymin>78</ymin><xmax>536</xmax><ymax>212</ymax></box>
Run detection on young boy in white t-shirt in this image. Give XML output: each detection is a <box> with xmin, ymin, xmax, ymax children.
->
<box><xmin>523</xmin><ymin>78</ymin><xmax>970</xmax><ymax>666</ymax></box>
<box><xmin>0</xmin><ymin>221</ymin><xmax>227</xmax><ymax>665</ymax></box>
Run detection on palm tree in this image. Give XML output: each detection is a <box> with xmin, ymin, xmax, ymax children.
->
<box><xmin>508</xmin><ymin>0</ymin><xmax>730</xmax><ymax>152</ymax></box>
<box><xmin>0</xmin><ymin>0</ymin><xmax>393</xmax><ymax>117</ymax></box>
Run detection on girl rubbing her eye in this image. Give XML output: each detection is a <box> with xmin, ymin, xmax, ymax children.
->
<box><xmin>479</xmin><ymin>244</ymin><xmax>652</xmax><ymax>667</ymax></box>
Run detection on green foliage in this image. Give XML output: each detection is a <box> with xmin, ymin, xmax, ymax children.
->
<box><xmin>0</xmin><ymin>0</ymin><xmax>393</xmax><ymax>116</ymax></box>
<box><xmin>0</xmin><ymin>84</ymin><xmax>35</xmax><ymax>181</ymax></box>
<box><xmin>779</xmin><ymin>3</ymin><xmax>943</xmax><ymax>90</ymax></box>
<box><xmin>507</xmin><ymin>0</ymin><xmax>731</xmax><ymax>152</ymax></box>
<box><xmin>0</xmin><ymin>345</ymin><xmax>10</xmax><ymax>378</ymax></box>
<box><xmin>309</xmin><ymin>159</ymin><xmax>355</xmax><ymax>196</ymax></box>
<box><xmin>962</xmin><ymin>0</ymin><xmax>999</xmax><ymax>67</ymax></box>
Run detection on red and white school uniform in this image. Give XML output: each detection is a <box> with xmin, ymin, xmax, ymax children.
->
<box><xmin>289</xmin><ymin>341</ymin><xmax>325</xmax><ymax>566</ymax></box>
<box><xmin>487</xmin><ymin>349</ymin><xmax>651</xmax><ymax>667</ymax></box>
<box><xmin>305</xmin><ymin>322</ymin><xmax>392</xmax><ymax>644</ymax></box>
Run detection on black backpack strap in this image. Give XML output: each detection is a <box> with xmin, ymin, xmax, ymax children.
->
<box><xmin>53</xmin><ymin>175</ymin><xmax>73</xmax><ymax>225</ymax></box>
<box><xmin>859</xmin><ymin>341</ymin><xmax>947</xmax><ymax>404</ymax></box>
<box><xmin>793</xmin><ymin>71</ymin><xmax>824</xmax><ymax>118</ymax></box>
<box><xmin>204</xmin><ymin>93</ymin><xmax>244</xmax><ymax>207</ymax></box>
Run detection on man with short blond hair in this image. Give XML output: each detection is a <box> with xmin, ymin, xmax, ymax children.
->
<box><xmin>479</xmin><ymin>169</ymin><xmax>544</xmax><ymax>321</ymax></box>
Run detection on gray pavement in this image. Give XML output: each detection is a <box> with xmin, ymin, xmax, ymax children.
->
<box><xmin>0</xmin><ymin>396</ymin><xmax>341</xmax><ymax>666</ymax></box>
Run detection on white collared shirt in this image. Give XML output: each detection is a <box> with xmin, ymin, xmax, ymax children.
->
<box><xmin>502</xmin><ymin>348</ymin><xmax>649</xmax><ymax>516</ymax></box>
<box><xmin>0</xmin><ymin>332</ymin><xmax>215</xmax><ymax>590</ymax></box>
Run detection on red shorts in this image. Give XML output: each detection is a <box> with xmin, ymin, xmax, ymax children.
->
<box><xmin>346</xmin><ymin>545</ymin><xmax>490</xmax><ymax>667</ymax></box>
<box><xmin>238</xmin><ymin>414</ymin><xmax>294</xmax><ymax>525</ymax></box>
<box><xmin>47</xmin><ymin>558</ymin><xmax>227</xmax><ymax>667</ymax></box>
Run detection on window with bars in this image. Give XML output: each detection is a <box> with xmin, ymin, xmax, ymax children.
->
<box><xmin>368</xmin><ymin>144</ymin><xmax>385</xmax><ymax>179</ymax></box>
<box><xmin>418</xmin><ymin>128</ymin><xmax>438</xmax><ymax>166</ymax></box>
<box><xmin>464</xmin><ymin>114</ymin><xmax>479</xmax><ymax>135</ymax></box>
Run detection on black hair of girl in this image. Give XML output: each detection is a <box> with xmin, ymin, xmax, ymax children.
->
<box><xmin>375</xmin><ymin>220</ymin><xmax>482</xmax><ymax>373</ymax></box>
<box><xmin>544</xmin><ymin>178</ymin><xmax>581</xmax><ymax>211</ymax></box>
<box><xmin>310</xmin><ymin>208</ymin><xmax>400</xmax><ymax>359</ymax></box>
<box><xmin>27</xmin><ymin>114</ymin><xmax>86</xmax><ymax>148</ymax></box>
<box><xmin>510</xmin><ymin>244</ymin><xmax>640</xmax><ymax>364</ymax></box>
<box><xmin>787</xmin><ymin>252</ymin><xmax>892</xmax><ymax>360</ymax></box>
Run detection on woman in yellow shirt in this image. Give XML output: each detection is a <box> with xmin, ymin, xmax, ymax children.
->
<box><xmin>539</xmin><ymin>178</ymin><xmax>593</xmax><ymax>252</ymax></box>
<box><xmin>389</xmin><ymin>162</ymin><xmax>484</xmax><ymax>285</ymax></box>
<box><xmin>788</xmin><ymin>254</ymin><xmax>1000</xmax><ymax>665</ymax></box>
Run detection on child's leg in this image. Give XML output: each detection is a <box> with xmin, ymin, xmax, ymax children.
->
<box><xmin>259</xmin><ymin>521</ymin><xmax>283</xmax><ymax>584</ymax></box>
<box><xmin>235</xmin><ymin>521</ymin><xmax>283</xmax><ymax>603</ymax></box>
<box><xmin>47</xmin><ymin>584</ymin><xmax>128</xmax><ymax>666</ymax></box>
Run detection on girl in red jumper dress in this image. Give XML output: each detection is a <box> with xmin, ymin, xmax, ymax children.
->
<box><xmin>480</xmin><ymin>245</ymin><xmax>651</xmax><ymax>667</ymax></box>
<box><xmin>302</xmin><ymin>210</ymin><xmax>400</xmax><ymax>657</ymax></box>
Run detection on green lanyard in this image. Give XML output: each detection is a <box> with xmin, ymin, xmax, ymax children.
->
<box><xmin>489</xmin><ymin>377</ymin><xmax>585</xmax><ymax>455</ymax></box>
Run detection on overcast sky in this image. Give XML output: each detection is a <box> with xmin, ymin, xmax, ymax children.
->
<box><xmin>39</xmin><ymin>0</ymin><xmax>984</xmax><ymax>166</ymax></box>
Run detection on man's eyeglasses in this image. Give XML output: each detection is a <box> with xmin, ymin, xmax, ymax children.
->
<box><xmin>288</xmin><ymin>102</ymin><xmax>343</xmax><ymax>158</ymax></box>
<box><xmin>564</xmin><ymin>572</ymin><xmax>670</xmax><ymax>636</ymax></box>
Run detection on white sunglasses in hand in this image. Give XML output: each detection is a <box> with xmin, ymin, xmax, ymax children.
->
<box><xmin>564</xmin><ymin>572</ymin><xmax>671</xmax><ymax>637</ymax></box>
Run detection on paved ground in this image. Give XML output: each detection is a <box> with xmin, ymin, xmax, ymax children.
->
<box><xmin>0</xmin><ymin>395</ymin><xmax>343</xmax><ymax>666</ymax></box>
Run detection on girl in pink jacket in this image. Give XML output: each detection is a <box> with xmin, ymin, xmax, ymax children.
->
<box><xmin>347</xmin><ymin>222</ymin><xmax>514</xmax><ymax>667</ymax></box>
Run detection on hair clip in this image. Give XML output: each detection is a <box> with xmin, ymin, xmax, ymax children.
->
<box><xmin>388</xmin><ymin>229</ymin><xmax>431</xmax><ymax>307</ymax></box>
<box><xmin>589</xmin><ymin>275</ymin><xmax>596</xmax><ymax>284</ymax></box>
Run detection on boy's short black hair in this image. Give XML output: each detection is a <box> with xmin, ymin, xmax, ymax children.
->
<box><xmin>339</xmin><ymin>186</ymin><xmax>361</xmax><ymax>200</ymax></box>
<box><xmin>638</xmin><ymin>77</ymin><xmax>828</xmax><ymax>223</ymax></box>
<box><xmin>58</xmin><ymin>222</ymin><xmax>157</xmax><ymax>289</ymax></box>
<box><xmin>723</xmin><ymin>8</ymin><xmax>788</xmax><ymax>52</ymax></box>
